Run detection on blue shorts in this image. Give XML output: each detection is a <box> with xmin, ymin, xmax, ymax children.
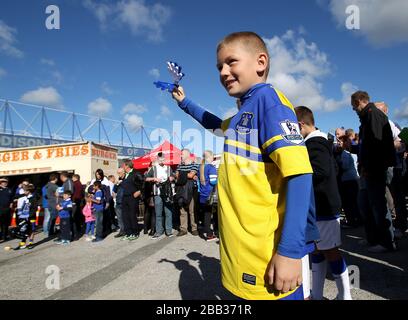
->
<box><xmin>280</xmin><ymin>285</ymin><xmax>304</xmax><ymax>300</ymax></box>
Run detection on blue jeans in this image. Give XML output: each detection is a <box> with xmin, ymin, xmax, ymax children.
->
<box><xmin>95</xmin><ymin>210</ymin><xmax>104</xmax><ymax>239</ymax></box>
<box><xmin>48</xmin><ymin>208</ymin><xmax>58</xmax><ymax>236</ymax></box>
<box><xmin>85</xmin><ymin>221</ymin><xmax>95</xmax><ymax>236</ymax></box>
<box><xmin>115</xmin><ymin>204</ymin><xmax>124</xmax><ymax>232</ymax></box>
<box><xmin>154</xmin><ymin>196</ymin><xmax>173</xmax><ymax>235</ymax></box>
<box><xmin>43</xmin><ymin>208</ymin><xmax>50</xmax><ymax>236</ymax></box>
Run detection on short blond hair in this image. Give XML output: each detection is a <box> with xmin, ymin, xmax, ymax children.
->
<box><xmin>217</xmin><ymin>31</ymin><xmax>270</xmax><ymax>79</ymax></box>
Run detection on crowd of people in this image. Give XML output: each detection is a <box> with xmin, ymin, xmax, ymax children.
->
<box><xmin>0</xmin><ymin>150</ymin><xmax>219</xmax><ymax>249</ymax></box>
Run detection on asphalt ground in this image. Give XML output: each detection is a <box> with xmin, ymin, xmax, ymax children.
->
<box><xmin>0</xmin><ymin>224</ymin><xmax>407</xmax><ymax>300</ymax></box>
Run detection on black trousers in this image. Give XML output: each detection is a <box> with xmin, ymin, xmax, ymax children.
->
<box><xmin>72</xmin><ymin>200</ymin><xmax>84</xmax><ymax>238</ymax></box>
<box><xmin>339</xmin><ymin>180</ymin><xmax>362</xmax><ymax>226</ymax></box>
<box><xmin>359</xmin><ymin>173</ymin><xmax>395</xmax><ymax>249</ymax></box>
<box><xmin>122</xmin><ymin>196</ymin><xmax>139</xmax><ymax>236</ymax></box>
<box><xmin>200</xmin><ymin>203</ymin><xmax>214</xmax><ymax>236</ymax></box>
<box><xmin>389</xmin><ymin>168</ymin><xmax>408</xmax><ymax>232</ymax></box>
<box><xmin>0</xmin><ymin>209</ymin><xmax>11</xmax><ymax>240</ymax></box>
<box><xmin>193</xmin><ymin>188</ymin><xmax>200</xmax><ymax>224</ymax></box>
<box><xmin>143</xmin><ymin>200</ymin><xmax>155</xmax><ymax>233</ymax></box>
<box><xmin>60</xmin><ymin>217</ymin><xmax>71</xmax><ymax>241</ymax></box>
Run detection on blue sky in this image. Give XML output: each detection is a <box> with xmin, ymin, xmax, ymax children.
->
<box><xmin>1</xmin><ymin>0</ymin><xmax>408</xmax><ymax>155</ymax></box>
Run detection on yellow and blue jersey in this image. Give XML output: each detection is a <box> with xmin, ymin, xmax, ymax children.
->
<box><xmin>179</xmin><ymin>83</ymin><xmax>314</xmax><ymax>300</ymax></box>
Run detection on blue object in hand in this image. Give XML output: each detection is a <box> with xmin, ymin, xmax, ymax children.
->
<box><xmin>153</xmin><ymin>61</ymin><xmax>185</xmax><ymax>92</ymax></box>
<box><xmin>153</xmin><ymin>81</ymin><xmax>177</xmax><ymax>92</ymax></box>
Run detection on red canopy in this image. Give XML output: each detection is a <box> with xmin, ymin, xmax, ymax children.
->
<box><xmin>133</xmin><ymin>141</ymin><xmax>187</xmax><ymax>170</ymax></box>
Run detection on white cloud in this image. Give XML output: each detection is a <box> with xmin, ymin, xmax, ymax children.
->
<box><xmin>155</xmin><ymin>105</ymin><xmax>172</xmax><ymax>120</ymax></box>
<box><xmin>265</xmin><ymin>30</ymin><xmax>357</xmax><ymax>112</ymax></box>
<box><xmin>395</xmin><ymin>98</ymin><xmax>408</xmax><ymax>120</ymax></box>
<box><xmin>0</xmin><ymin>20</ymin><xmax>24</xmax><ymax>58</ymax></box>
<box><xmin>124</xmin><ymin>114</ymin><xmax>144</xmax><ymax>132</ymax></box>
<box><xmin>84</xmin><ymin>0</ymin><xmax>172</xmax><ymax>42</ymax></box>
<box><xmin>20</xmin><ymin>87</ymin><xmax>64</xmax><ymax>109</ymax></box>
<box><xmin>149</xmin><ymin>68</ymin><xmax>160</xmax><ymax>78</ymax></box>
<box><xmin>51</xmin><ymin>71</ymin><xmax>64</xmax><ymax>84</ymax></box>
<box><xmin>101</xmin><ymin>82</ymin><xmax>115</xmax><ymax>95</ymax></box>
<box><xmin>40</xmin><ymin>58</ymin><xmax>55</xmax><ymax>66</ymax></box>
<box><xmin>87</xmin><ymin>98</ymin><xmax>112</xmax><ymax>116</ymax></box>
<box><xmin>0</xmin><ymin>68</ymin><xmax>6</xmax><ymax>78</ymax></box>
<box><xmin>83</xmin><ymin>0</ymin><xmax>112</xmax><ymax>31</ymax></box>
<box><xmin>121</xmin><ymin>103</ymin><xmax>148</xmax><ymax>114</ymax></box>
<box><xmin>324</xmin><ymin>0</ymin><xmax>408</xmax><ymax>47</ymax></box>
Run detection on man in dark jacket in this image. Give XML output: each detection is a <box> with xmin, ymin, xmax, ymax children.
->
<box><xmin>351</xmin><ymin>91</ymin><xmax>396</xmax><ymax>253</ymax></box>
<box><xmin>0</xmin><ymin>177</ymin><xmax>13</xmax><ymax>242</ymax></box>
<box><xmin>72</xmin><ymin>174</ymin><xmax>85</xmax><ymax>239</ymax></box>
<box><xmin>121</xmin><ymin>159</ymin><xmax>144</xmax><ymax>241</ymax></box>
<box><xmin>296</xmin><ymin>106</ymin><xmax>352</xmax><ymax>300</ymax></box>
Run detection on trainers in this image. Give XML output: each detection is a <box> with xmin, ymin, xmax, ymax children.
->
<box><xmin>62</xmin><ymin>240</ymin><xmax>71</xmax><ymax>246</ymax></box>
<box><xmin>19</xmin><ymin>242</ymin><xmax>27</xmax><ymax>249</ymax></box>
<box><xmin>127</xmin><ymin>234</ymin><xmax>139</xmax><ymax>241</ymax></box>
<box><xmin>92</xmin><ymin>238</ymin><xmax>103</xmax><ymax>243</ymax></box>
<box><xmin>26</xmin><ymin>242</ymin><xmax>34</xmax><ymax>249</ymax></box>
<box><xmin>206</xmin><ymin>234</ymin><xmax>218</xmax><ymax>242</ymax></box>
<box><xmin>152</xmin><ymin>233</ymin><xmax>163</xmax><ymax>239</ymax></box>
<box><xmin>85</xmin><ymin>236</ymin><xmax>93</xmax><ymax>242</ymax></box>
<box><xmin>177</xmin><ymin>230</ymin><xmax>187</xmax><ymax>237</ymax></box>
<box><xmin>368</xmin><ymin>245</ymin><xmax>389</xmax><ymax>253</ymax></box>
<box><xmin>114</xmin><ymin>232</ymin><xmax>125</xmax><ymax>238</ymax></box>
<box><xmin>166</xmin><ymin>233</ymin><xmax>174</xmax><ymax>238</ymax></box>
<box><xmin>55</xmin><ymin>240</ymin><xmax>64</xmax><ymax>245</ymax></box>
<box><xmin>191</xmin><ymin>230</ymin><xmax>199</xmax><ymax>236</ymax></box>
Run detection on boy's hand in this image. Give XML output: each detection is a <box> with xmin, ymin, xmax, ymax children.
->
<box><xmin>172</xmin><ymin>86</ymin><xmax>186</xmax><ymax>103</ymax></box>
<box><xmin>266</xmin><ymin>253</ymin><xmax>302</xmax><ymax>293</ymax></box>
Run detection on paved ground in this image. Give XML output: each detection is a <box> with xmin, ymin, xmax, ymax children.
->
<box><xmin>0</xmin><ymin>224</ymin><xmax>407</xmax><ymax>300</ymax></box>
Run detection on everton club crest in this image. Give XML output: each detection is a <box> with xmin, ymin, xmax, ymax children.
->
<box><xmin>153</xmin><ymin>61</ymin><xmax>185</xmax><ymax>92</ymax></box>
<box><xmin>279</xmin><ymin>120</ymin><xmax>304</xmax><ymax>144</ymax></box>
<box><xmin>236</xmin><ymin>112</ymin><xmax>254</xmax><ymax>134</ymax></box>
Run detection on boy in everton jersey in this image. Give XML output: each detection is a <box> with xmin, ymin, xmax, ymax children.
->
<box><xmin>171</xmin><ymin>32</ymin><xmax>318</xmax><ymax>300</ymax></box>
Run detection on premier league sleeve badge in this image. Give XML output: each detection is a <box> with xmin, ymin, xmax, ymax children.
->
<box><xmin>279</xmin><ymin>120</ymin><xmax>304</xmax><ymax>144</ymax></box>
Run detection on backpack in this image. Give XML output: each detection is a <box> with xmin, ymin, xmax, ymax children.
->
<box><xmin>174</xmin><ymin>179</ymin><xmax>194</xmax><ymax>208</ymax></box>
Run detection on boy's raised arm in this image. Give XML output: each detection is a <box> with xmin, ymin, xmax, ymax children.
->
<box><xmin>172</xmin><ymin>86</ymin><xmax>223</xmax><ymax>131</ymax></box>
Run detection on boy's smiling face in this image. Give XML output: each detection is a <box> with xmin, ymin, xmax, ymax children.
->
<box><xmin>217</xmin><ymin>41</ymin><xmax>268</xmax><ymax>98</ymax></box>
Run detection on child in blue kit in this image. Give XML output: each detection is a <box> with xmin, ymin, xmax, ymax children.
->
<box><xmin>56</xmin><ymin>190</ymin><xmax>73</xmax><ymax>245</ymax></box>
